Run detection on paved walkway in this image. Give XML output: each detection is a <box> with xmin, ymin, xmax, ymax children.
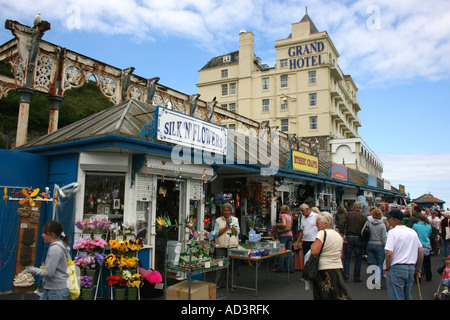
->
<box><xmin>0</xmin><ymin>253</ymin><xmax>446</xmax><ymax>301</ymax></box>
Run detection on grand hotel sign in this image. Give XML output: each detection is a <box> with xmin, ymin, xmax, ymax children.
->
<box><xmin>287</xmin><ymin>41</ymin><xmax>325</xmax><ymax>69</ymax></box>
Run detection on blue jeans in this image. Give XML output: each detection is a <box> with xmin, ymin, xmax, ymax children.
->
<box><xmin>276</xmin><ymin>236</ymin><xmax>294</xmax><ymax>272</ymax></box>
<box><xmin>441</xmin><ymin>238</ymin><xmax>450</xmax><ymax>259</ymax></box>
<box><xmin>343</xmin><ymin>235</ymin><xmax>363</xmax><ymax>281</ymax></box>
<box><xmin>386</xmin><ymin>264</ymin><xmax>415</xmax><ymax>300</ymax></box>
<box><xmin>40</xmin><ymin>288</ymin><xmax>69</xmax><ymax>300</ymax></box>
<box><xmin>366</xmin><ymin>243</ymin><xmax>385</xmax><ymax>283</ymax></box>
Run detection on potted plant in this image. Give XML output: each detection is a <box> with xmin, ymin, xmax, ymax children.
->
<box><xmin>80</xmin><ymin>275</ymin><xmax>94</xmax><ymax>300</ymax></box>
<box><xmin>107</xmin><ymin>275</ymin><xmax>127</xmax><ymax>300</ymax></box>
<box><xmin>123</xmin><ymin>270</ymin><xmax>144</xmax><ymax>300</ymax></box>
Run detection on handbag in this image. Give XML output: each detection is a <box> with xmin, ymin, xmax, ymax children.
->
<box><xmin>303</xmin><ymin>230</ymin><xmax>327</xmax><ymax>281</ymax></box>
<box><xmin>361</xmin><ymin>221</ymin><xmax>370</xmax><ymax>243</ymax></box>
<box><xmin>277</xmin><ymin>215</ymin><xmax>292</xmax><ymax>234</ymax></box>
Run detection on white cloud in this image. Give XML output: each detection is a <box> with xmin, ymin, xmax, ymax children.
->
<box><xmin>2</xmin><ymin>0</ymin><xmax>449</xmax><ymax>86</ymax></box>
<box><xmin>379</xmin><ymin>152</ymin><xmax>450</xmax><ymax>206</ymax></box>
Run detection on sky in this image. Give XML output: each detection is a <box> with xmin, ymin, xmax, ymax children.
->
<box><xmin>1</xmin><ymin>0</ymin><xmax>449</xmax><ymax>207</ymax></box>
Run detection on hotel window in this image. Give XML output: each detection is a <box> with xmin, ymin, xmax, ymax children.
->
<box><xmin>281</xmin><ymin>119</ymin><xmax>289</xmax><ymax>132</ymax></box>
<box><xmin>229</xmin><ymin>83</ymin><xmax>236</xmax><ymax>95</ymax></box>
<box><xmin>262</xmin><ymin>77</ymin><xmax>269</xmax><ymax>90</ymax></box>
<box><xmin>280</xmin><ymin>74</ymin><xmax>288</xmax><ymax>88</ymax></box>
<box><xmin>221</xmin><ymin>69</ymin><xmax>228</xmax><ymax>78</ymax></box>
<box><xmin>221</xmin><ymin>84</ymin><xmax>228</xmax><ymax>96</ymax></box>
<box><xmin>280</xmin><ymin>59</ymin><xmax>288</xmax><ymax>68</ymax></box>
<box><xmin>280</xmin><ymin>101</ymin><xmax>288</xmax><ymax>110</ymax></box>
<box><xmin>262</xmin><ymin>99</ymin><xmax>270</xmax><ymax>112</ymax></box>
<box><xmin>229</xmin><ymin>103</ymin><xmax>236</xmax><ymax>113</ymax></box>
<box><xmin>309</xmin><ymin>93</ymin><xmax>317</xmax><ymax>106</ymax></box>
<box><xmin>309</xmin><ymin>116</ymin><xmax>318</xmax><ymax>130</ymax></box>
<box><xmin>308</xmin><ymin>70</ymin><xmax>316</xmax><ymax>84</ymax></box>
<box><xmin>221</xmin><ymin>104</ymin><xmax>227</xmax><ymax>110</ymax></box>
<box><xmin>223</xmin><ymin>55</ymin><xmax>231</xmax><ymax>63</ymax></box>
<box><xmin>228</xmin><ymin>124</ymin><xmax>236</xmax><ymax>130</ymax></box>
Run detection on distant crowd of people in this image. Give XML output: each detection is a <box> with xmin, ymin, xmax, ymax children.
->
<box><xmin>272</xmin><ymin>202</ymin><xmax>450</xmax><ymax>300</ymax></box>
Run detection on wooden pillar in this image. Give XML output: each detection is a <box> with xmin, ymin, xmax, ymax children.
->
<box><xmin>15</xmin><ymin>87</ymin><xmax>34</xmax><ymax>148</ymax></box>
<box><xmin>47</xmin><ymin>95</ymin><xmax>63</xmax><ymax>134</ymax></box>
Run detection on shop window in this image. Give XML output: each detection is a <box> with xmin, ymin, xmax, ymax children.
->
<box><xmin>84</xmin><ymin>172</ymin><xmax>125</xmax><ymax>223</ymax></box>
<box><xmin>136</xmin><ymin>201</ymin><xmax>152</xmax><ymax>244</ymax></box>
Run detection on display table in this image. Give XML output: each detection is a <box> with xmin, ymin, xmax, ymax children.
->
<box><xmin>229</xmin><ymin>250</ymin><xmax>292</xmax><ymax>297</ymax></box>
<box><xmin>164</xmin><ymin>259</ymin><xmax>229</xmax><ymax>300</ymax></box>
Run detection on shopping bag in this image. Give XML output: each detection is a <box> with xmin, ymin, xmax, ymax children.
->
<box><xmin>67</xmin><ymin>256</ymin><xmax>80</xmax><ymax>300</ymax></box>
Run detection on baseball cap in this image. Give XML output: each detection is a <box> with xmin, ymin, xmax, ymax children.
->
<box><xmin>385</xmin><ymin>209</ymin><xmax>404</xmax><ymax>220</ymax></box>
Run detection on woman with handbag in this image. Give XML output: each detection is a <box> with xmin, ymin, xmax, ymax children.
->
<box><xmin>273</xmin><ymin>205</ymin><xmax>294</xmax><ymax>273</ymax></box>
<box><xmin>309</xmin><ymin>212</ymin><xmax>350</xmax><ymax>300</ymax></box>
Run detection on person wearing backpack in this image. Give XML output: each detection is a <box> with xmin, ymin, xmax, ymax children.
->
<box><xmin>27</xmin><ymin>220</ymin><xmax>70</xmax><ymax>300</ymax></box>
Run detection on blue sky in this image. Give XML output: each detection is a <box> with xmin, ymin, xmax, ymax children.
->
<box><xmin>1</xmin><ymin>0</ymin><xmax>449</xmax><ymax>207</ymax></box>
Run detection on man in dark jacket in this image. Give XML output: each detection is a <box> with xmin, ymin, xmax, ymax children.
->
<box><xmin>406</xmin><ymin>205</ymin><xmax>422</xmax><ymax>228</ymax></box>
<box><xmin>342</xmin><ymin>202</ymin><xmax>367</xmax><ymax>282</ymax></box>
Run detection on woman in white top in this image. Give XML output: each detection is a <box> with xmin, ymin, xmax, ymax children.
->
<box><xmin>310</xmin><ymin>211</ymin><xmax>351</xmax><ymax>300</ymax></box>
<box><xmin>214</xmin><ymin>202</ymin><xmax>240</xmax><ymax>287</ymax></box>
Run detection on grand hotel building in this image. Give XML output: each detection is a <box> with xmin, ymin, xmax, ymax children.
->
<box><xmin>197</xmin><ymin>12</ymin><xmax>383</xmax><ymax>178</ymax></box>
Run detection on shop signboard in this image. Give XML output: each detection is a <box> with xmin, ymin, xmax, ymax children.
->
<box><xmin>291</xmin><ymin>150</ymin><xmax>319</xmax><ymax>174</ymax></box>
<box><xmin>156</xmin><ymin>106</ymin><xmax>228</xmax><ymax>155</ymax></box>
<box><xmin>366</xmin><ymin>174</ymin><xmax>377</xmax><ymax>187</ymax></box>
<box><xmin>383</xmin><ymin>179</ymin><xmax>391</xmax><ymax>191</ymax></box>
<box><xmin>329</xmin><ymin>163</ymin><xmax>348</xmax><ymax>181</ymax></box>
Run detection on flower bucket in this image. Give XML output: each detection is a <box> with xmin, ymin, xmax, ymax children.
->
<box><xmin>115</xmin><ymin>288</ymin><xmax>126</xmax><ymax>300</ymax></box>
<box><xmin>128</xmin><ymin>287</ymin><xmax>138</xmax><ymax>300</ymax></box>
<box><xmin>82</xmin><ymin>287</ymin><xmax>94</xmax><ymax>300</ymax></box>
<box><xmin>86</xmin><ymin>269</ymin><xmax>97</xmax><ymax>284</ymax></box>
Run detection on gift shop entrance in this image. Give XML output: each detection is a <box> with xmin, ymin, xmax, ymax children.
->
<box><xmin>155</xmin><ymin>177</ymin><xmax>186</xmax><ymax>273</ymax></box>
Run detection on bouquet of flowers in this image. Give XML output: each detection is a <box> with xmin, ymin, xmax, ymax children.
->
<box><xmin>107</xmin><ymin>275</ymin><xmax>127</xmax><ymax>288</ymax></box>
<box><xmin>122</xmin><ymin>270</ymin><xmax>144</xmax><ymax>288</ymax></box>
<box><xmin>74</xmin><ymin>237</ymin><xmax>108</xmax><ymax>252</ymax></box>
<box><xmin>109</xmin><ymin>238</ymin><xmax>144</xmax><ymax>254</ymax></box>
<box><xmin>74</xmin><ymin>252</ymin><xmax>106</xmax><ymax>269</ymax></box>
<box><xmin>104</xmin><ymin>253</ymin><xmax>141</xmax><ymax>270</ymax></box>
<box><xmin>80</xmin><ymin>275</ymin><xmax>93</xmax><ymax>288</ymax></box>
<box><xmin>75</xmin><ymin>218</ymin><xmax>110</xmax><ymax>233</ymax></box>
